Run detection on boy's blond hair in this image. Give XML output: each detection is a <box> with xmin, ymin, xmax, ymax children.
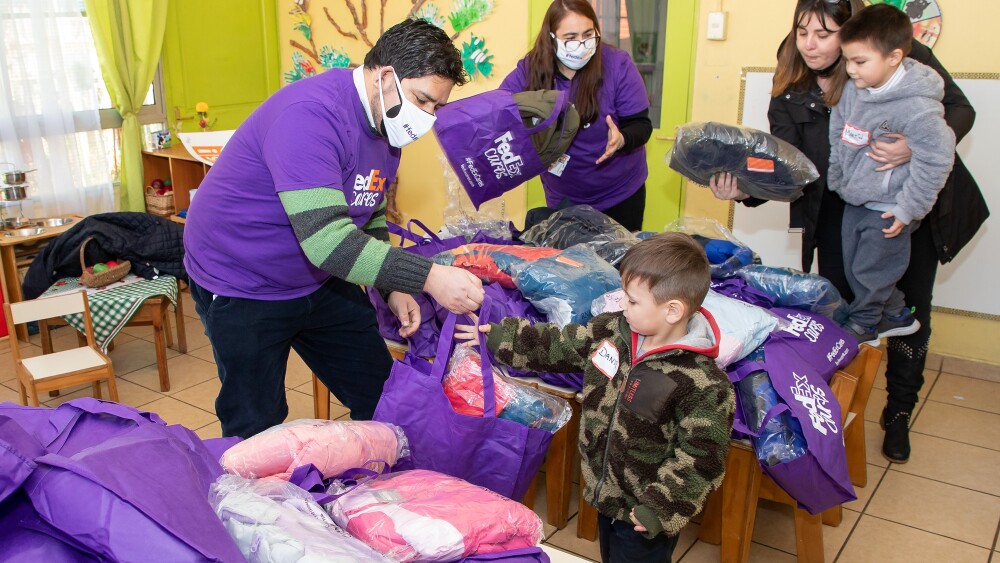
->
<box><xmin>619</xmin><ymin>232</ymin><xmax>710</xmax><ymax>316</ymax></box>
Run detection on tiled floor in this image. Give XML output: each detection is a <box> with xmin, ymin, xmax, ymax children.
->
<box><xmin>2</xmin><ymin>289</ymin><xmax>999</xmax><ymax>562</ymax></box>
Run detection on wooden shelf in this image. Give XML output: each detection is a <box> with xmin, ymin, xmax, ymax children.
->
<box><xmin>142</xmin><ymin>146</ymin><xmax>208</xmax><ymax>215</ymax></box>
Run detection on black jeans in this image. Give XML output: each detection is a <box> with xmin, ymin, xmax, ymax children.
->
<box><xmin>598</xmin><ymin>513</ymin><xmax>679</xmax><ymax>563</ymax></box>
<box><xmin>189</xmin><ymin>277</ymin><xmax>392</xmax><ymax>438</ymax></box>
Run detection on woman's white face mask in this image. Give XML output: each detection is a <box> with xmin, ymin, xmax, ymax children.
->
<box><xmin>550</xmin><ymin>33</ymin><xmax>598</xmax><ymax>71</ymax></box>
<box><xmin>378</xmin><ymin>68</ymin><xmax>436</xmax><ymax>148</ymax></box>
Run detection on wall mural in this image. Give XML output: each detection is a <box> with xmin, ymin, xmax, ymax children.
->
<box><xmin>285</xmin><ymin>0</ymin><xmax>496</xmax><ymax>84</ymax></box>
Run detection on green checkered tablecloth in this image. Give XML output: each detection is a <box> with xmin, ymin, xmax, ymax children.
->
<box><xmin>40</xmin><ymin>274</ymin><xmax>179</xmax><ymax>352</ymax></box>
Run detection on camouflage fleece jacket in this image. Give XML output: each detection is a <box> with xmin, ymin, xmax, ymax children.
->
<box><xmin>486</xmin><ymin>310</ymin><xmax>734</xmax><ymax>538</ymax></box>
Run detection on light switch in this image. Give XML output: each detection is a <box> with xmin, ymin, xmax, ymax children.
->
<box><xmin>707</xmin><ymin>11</ymin><xmax>727</xmax><ymax>41</ymax></box>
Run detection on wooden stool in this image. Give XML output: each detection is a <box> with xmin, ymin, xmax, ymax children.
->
<box><xmin>312</xmin><ymin>339</ymin><xmax>409</xmax><ymax>420</ymax></box>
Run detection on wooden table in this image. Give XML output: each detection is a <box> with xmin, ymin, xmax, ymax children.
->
<box><xmin>0</xmin><ymin>215</ymin><xmax>82</xmax><ymax>341</ymax></box>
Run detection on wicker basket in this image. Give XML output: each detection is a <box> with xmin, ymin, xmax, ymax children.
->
<box><xmin>79</xmin><ymin>236</ymin><xmax>131</xmax><ymax>288</ymax></box>
<box><xmin>145</xmin><ymin>186</ymin><xmax>175</xmax><ymax>216</ymax></box>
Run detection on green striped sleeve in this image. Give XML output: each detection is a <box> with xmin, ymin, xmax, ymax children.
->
<box><xmin>363</xmin><ymin>198</ymin><xmax>389</xmax><ymax>242</ymax></box>
<box><xmin>279</xmin><ymin>188</ymin><xmax>431</xmax><ymax>293</ymax></box>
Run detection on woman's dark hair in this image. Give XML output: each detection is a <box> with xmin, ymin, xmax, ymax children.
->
<box><xmin>364</xmin><ymin>19</ymin><xmax>468</xmax><ymax>86</ymax></box>
<box><xmin>525</xmin><ymin>0</ymin><xmax>603</xmax><ymax>124</ymax></box>
<box><xmin>772</xmin><ymin>0</ymin><xmax>853</xmax><ymax>106</ymax></box>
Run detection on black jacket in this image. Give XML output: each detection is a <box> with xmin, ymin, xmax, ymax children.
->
<box><xmin>753</xmin><ymin>39</ymin><xmax>988</xmax><ymax>269</ymax></box>
<box><xmin>22</xmin><ymin>212</ymin><xmax>186</xmax><ymax>299</ymax></box>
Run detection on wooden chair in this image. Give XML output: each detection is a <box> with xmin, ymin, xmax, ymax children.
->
<box><xmin>694</xmin><ymin>343</ymin><xmax>882</xmax><ymax>563</ymax></box>
<box><xmin>4</xmin><ymin>291</ymin><xmax>118</xmax><ymax>405</ymax></box>
<box><xmin>576</xmin><ymin>343</ymin><xmax>882</xmax><ymax>555</ymax></box>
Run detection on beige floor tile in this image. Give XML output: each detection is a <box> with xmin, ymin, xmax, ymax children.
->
<box><xmin>864</xmin><ymin>420</ymin><xmax>889</xmax><ymax>468</ymax></box>
<box><xmin>678</xmin><ymin>540</ymin><xmax>795</xmax><ymax>563</ymax></box>
<box><xmin>121</xmin><ymin>353</ymin><xmax>217</xmax><ymax>395</ymax></box>
<box><xmin>186</xmin><ymin>343</ymin><xmax>217</xmax><ymax>364</ymax></box>
<box><xmin>924</xmin><ymin>352</ymin><xmax>944</xmax><ymax>372</ymax></box>
<box><xmin>182</xmin><ymin>317</ymin><xmax>211</xmax><ymax>351</ymax></box>
<box><xmin>172</xmin><ymin>377</ymin><xmax>222</xmax><ymax>414</ymax></box>
<box><xmin>140</xmin><ymin>396</ymin><xmax>215</xmax><ymax>429</ymax></box>
<box><xmin>748</xmin><ymin>499</ymin><xmax>858</xmax><ymax>560</ymax></box>
<box><xmin>940</xmin><ymin>357</ymin><xmax>1000</xmax><ymax>384</ymax></box>
<box><xmin>285</xmin><ymin>388</ymin><xmax>321</xmax><ymax>422</ymax></box>
<box><xmin>526</xmin><ymin>476</ymin><xmax>580</xmax><ymax>540</ymax></box>
<box><xmin>326</xmin><ymin>400</ymin><xmax>350</xmax><ymax>420</ymax></box>
<box><xmin>284</xmin><ymin>350</ymin><xmax>314</xmax><ymax>389</ymax></box>
<box><xmin>0</xmin><ymin>381</ymin><xmax>22</xmax><ymax>403</ymax></box>
<box><xmin>865</xmin><ymin>387</ymin><xmax>888</xmax><ymax>422</ymax></box>
<box><xmin>41</xmin><ymin>379</ymin><xmax>164</xmax><ymax>410</ymax></box>
<box><xmin>194</xmin><ymin>420</ymin><xmax>223</xmax><ymax>440</ymax></box>
<box><xmin>893</xmin><ymin>432</ymin><xmax>1000</xmax><ymax>496</ymax></box>
<box><xmin>842</xmin><ymin>463</ymin><xmax>888</xmax><ymax>512</ymax></box>
<box><xmin>866</xmin><ymin>470</ymin><xmax>1000</xmax><ymax>548</ymax></box>
<box><xmin>107</xmin><ymin>337</ymin><xmax>181</xmax><ymax>375</ymax></box>
<box><xmin>928</xmin><ymin>373</ymin><xmax>1000</xmax><ymax>415</ymax></box>
<box><xmin>180</xmin><ymin>289</ymin><xmax>199</xmax><ymax>320</ymax></box>
<box><xmin>0</xmin><ymin>344</ymin><xmax>42</xmax><ymax>383</ymax></box>
<box><xmin>839</xmin><ymin>515</ymin><xmax>990</xmax><ymax>562</ymax></box>
<box><xmin>872</xmin><ymin>367</ymin><xmax>938</xmax><ymax>398</ymax></box>
<box><xmin>911</xmin><ymin>401</ymin><xmax>1000</xmax><ymax>451</ymax></box>
<box><xmin>545</xmin><ymin>514</ymin><xmax>602</xmax><ymax>562</ymax></box>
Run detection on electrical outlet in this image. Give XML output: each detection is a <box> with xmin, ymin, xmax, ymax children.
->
<box><xmin>707</xmin><ymin>11</ymin><xmax>727</xmax><ymax>41</ymax></box>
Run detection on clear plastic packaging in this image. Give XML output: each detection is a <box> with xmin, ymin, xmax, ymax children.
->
<box><xmin>209</xmin><ymin>473</ymin><xmax>390</xmax><ymax>562</ymax></box>
<box><xmin>663</xmin><ymin>217</ymin><xmax>760</xmax><ymax>278</ymax></box>
<box><xmin>431</xmin><ymin>243</ymin><xmax>560</xmax><ymax>288</ymax></box>
<box><xmin>220</xmin><ymin>420</ymin><xmax>410</xmax><ymax>480</ymax></box>
<box><xmin>702</xmin><ymin>290</ymin><xmax>779</xmax><ymax>368</ymax></box>
<box><xmin>439</xmin><ymin>155</ymin><xmax>514</xmax><ymax>241</ymax></box>
<box><xmin>668</xmin><ymin>121</ymin><xmax>819</xmax><ymax>202</ymax></box>
<box><xmin>736</xmin><ymin>265</ymin><xmax>850</xmax><ymax>325</ymax></box>
<box><xmin>736</xmin><ymin>367</ymin><xmax>808</xmax><ymax>467</ymax></box>
<box><xmin>324</xmin><ymin>469</ymin><xmax>544</xmax><ymax>562</ymax></box>
<box><xmin>511</xmin><ymin>243</ymin><xmax>622</xmax><ymax>327</ymax></box>
<box><xmin>444</xmin><ymin>347</ymin><xmax>572</xmax><ymax>433</ymax></box>
<box><xmin>518</xmin><ymin>204</ymin><xmax>639</xmax><ymax>266</ymax></box>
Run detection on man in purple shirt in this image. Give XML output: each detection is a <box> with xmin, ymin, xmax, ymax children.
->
<box><xmin>184</xmin><ymin>20</ymin><xmax>484</xmax><ymax>438</ymax></box>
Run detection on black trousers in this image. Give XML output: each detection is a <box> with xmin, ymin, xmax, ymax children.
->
<box><xmin>598</xmin><ymin>513</ymin><xmax>679</xmax><ymax>563</ymax></box>
<box><xmin>189</xmin><ymin>277</ymin><xmax>393</xmax><ymax>438</ymax></box>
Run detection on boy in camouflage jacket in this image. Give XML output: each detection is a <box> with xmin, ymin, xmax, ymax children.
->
<box><xmin>457</xmin><ymin>233</ymin><xmax>734</xmax><ymax>563</ymax></box>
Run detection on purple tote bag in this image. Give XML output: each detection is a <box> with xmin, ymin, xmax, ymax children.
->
<box><xmin>729</xmin><ymin>339</ymin><xmax>856</xmax><ymax>514</ymax></box>
<box><xmin>434</xmin><ymin>89</ymin><xmax>569</xmax><ymax>208</ymax></box>
<box><xmin>373</xmin><ymin>295</ymin><xmax>553</xmax><ymax>500</ymax></box>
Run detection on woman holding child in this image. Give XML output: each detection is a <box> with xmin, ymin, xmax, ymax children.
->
<box><xmin>709</xmin><ymin>0</ymin><xmax>987</xmax><ymax>463</ymax></box>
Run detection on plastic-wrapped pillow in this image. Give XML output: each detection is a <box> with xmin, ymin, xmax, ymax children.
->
<box><xmin>210</xmin><ymin>474</ymin><xmax>389</xmax><ymax>562</ymax></box>
<box><xmin>220</xmin><ymin>420</ymin><xmax>409</xmax><ymax>480</ymax></box>
<box><xmin>702</xmin><ymin>290</ymin><xmax>779</xmax><ymax>368</ymax></box>
<box><xmin>519</xmin><ymin>204</ymin><xmax>639</xmax><ymax>266</ymax></box>
<box><xmin>737</xmin><ymin>265</ymin><xmax>850</xmax><ymax>325</ymax></box>
<box><xmin>668</xmin><ymin>121</ymin><xmax>819</xmax><ymax>202</ymax></box>
<box><xmin>512</xmin><ymin>244</ymin><xmax>621</xmax><ymax>327</ymax></box>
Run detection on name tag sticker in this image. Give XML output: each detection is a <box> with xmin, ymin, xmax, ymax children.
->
<box><xmin>841</xmin><ymin>123</ymin><xmax>871</xmax><ymax>146</ymax></box>
<box><xmin>548</xmin><ymin>154</ymin><xmax>570</xmax><ymax>177</ymax></box>
<box><xmin>591</xmin><ymin>339</ymin><xmax>620</xmax><ymax>378</ymax></box>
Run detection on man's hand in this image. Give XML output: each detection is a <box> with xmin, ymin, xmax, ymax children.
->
<box><xmin>454</xmin><ymin>312</ymin><xmax>491</xmax><ymax>347</ymax></box>
<box><xmin>867</xmin><ymin>133</ymin><xmax>911</xmax><ymax>171</ymax></box>
<box><xmin>881</xmin><ymin>211</ymin><xmax>905</xmax><ymax>238</ymax></box>
<box><xmin>596</xmin><ymin>115</ymin><xmax>625</xmax><ymax>165</ymax></box>
<box><xmin>708</xmin><ymin>172</ymin><xmax>748</xmax><ymax>201</ymax></box>
<box><xmin>424</xmin><ymin>264</ymin><xmax>484</xmax><ymax>314</ymax></box>
<box><xmin>387</xmin><ymin>292</ymin><xmax>420</xmax><ymax>338</ymax></box>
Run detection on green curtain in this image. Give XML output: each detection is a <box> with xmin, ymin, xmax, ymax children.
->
<box><xmin>85</xmin><ymin>0</ymin><xmax>168</xmax><ymax>211</ymax></box>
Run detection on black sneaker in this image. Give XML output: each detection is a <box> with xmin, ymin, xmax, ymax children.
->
<box><xmin>877</xmin><ymin>307</ymin><xmax>921</xmax><ymax>339</ymax></box>
<box><xmin>880</xmin><ymin>406</ymin><xmax>912</xmax><ymax>463</ymax></box>
<box><xmin>842</xmin><ymin>322</ymin><xmax>879</xmax><ymax>347</ymax></box>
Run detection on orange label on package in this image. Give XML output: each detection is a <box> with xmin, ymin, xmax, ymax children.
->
<box><xmin>555</xmin><ymin>256</ymin><xmax>583</xmax><ymax>267</ymax></box>
<box><xmin>746</xmin><ymin>157</ymin><xmax>774</xmax><ymax>173</ymax></box>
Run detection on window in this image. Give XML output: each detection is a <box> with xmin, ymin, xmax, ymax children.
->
<box><xmin>591</xmin><ymin>0</ymin><xmax>668</xmax><ymax>127</ymax></box>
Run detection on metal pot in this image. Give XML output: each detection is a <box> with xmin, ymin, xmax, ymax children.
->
<box><xmin>0</xmin><ymin>185</ymin><xmax>27</xmax><ymax>201</ymax></box>
<box><xmin>3</xmin><ymin>216</ymin><xmax>33</xmax><ymax>229</ymax></box>
<box><xmin>2</xmin><ymin>169</ymin><xmax>35</xmax><ymax>185</ymax></box>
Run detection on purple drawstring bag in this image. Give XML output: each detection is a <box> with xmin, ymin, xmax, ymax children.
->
<box><xmin>373</xmin><ymin>294</ymin><xmax>553</xmax><ymax>500</ymax></box>
<box><xmin>434</xmin><ymin>89</ymin><xmax>570</xmax><ymax>208</ymax></box>
<box><xmin>728</xmin><ymin>339</ymin><xmax>856</xmax><ymax>514</ymax></box>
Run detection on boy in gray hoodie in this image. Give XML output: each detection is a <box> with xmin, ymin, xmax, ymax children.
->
<box><xmin>828</xmin><ymin>4</ymin><xmax>955</xmax><ymax>345</ymax></box>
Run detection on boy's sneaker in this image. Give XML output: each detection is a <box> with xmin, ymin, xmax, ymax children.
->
<box><xmin>877</xmin><ymin>307</ymin><xmax>921</xmax><ymax>339</ymax></box>
<box><xmin>842</xmin><ymin>322</ymin><xmax>879</xmax><ymax>347</ymax></box>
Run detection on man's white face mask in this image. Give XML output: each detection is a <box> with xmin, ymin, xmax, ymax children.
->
<box><xmin>378</xmin><ymin>68</ymin><xmax>436</xmax><ymax>148</ymax></box>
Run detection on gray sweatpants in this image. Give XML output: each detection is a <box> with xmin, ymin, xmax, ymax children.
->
<box><xmin>842</xmin><ymin>204</ymin><xmax>916</xmax><ymax>328</ymax></box>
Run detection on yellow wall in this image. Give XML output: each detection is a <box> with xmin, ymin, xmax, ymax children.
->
<box><xmin>686</xmin><ymin>0</ymin><xmax>1000</xmax><ymax>365</ymax></box>
<box><xmin>277</xmin><ymin>0</ymin><xmax>528</xmax><ymax>231</ymax></box>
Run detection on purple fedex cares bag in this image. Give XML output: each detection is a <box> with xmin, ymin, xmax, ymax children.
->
<box><xmin>434</xmin><ymin>89</ymin><xmax>570</xmax><ymax>208</ymax></box>
<box><xmin>373</xmin><ymin>295</ymin><xmax>553</xmax><ymax>500</ymax></box>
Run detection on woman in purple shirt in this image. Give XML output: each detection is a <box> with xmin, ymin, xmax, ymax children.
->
<box><xmin>500</xmin><ymin>0</ymin><xmax>653</xmax><ymax>231</ymax></box>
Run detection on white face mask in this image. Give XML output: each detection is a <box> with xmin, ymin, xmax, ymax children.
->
<box><xmin>550</xmin><ymin>33</ymin><xmax>598</xmax><ymax>71</ymax></box>
<box><xmin>377</xmin><ymin>68</ymin><xmax>436</xmax><ymax>148</ymax></box>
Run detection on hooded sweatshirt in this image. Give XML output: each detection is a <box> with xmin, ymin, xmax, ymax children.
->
<box><xmin>485</xmin><ymin>310</ymin><xmax>735</xmax><ymax>538</ymax></box>
<box><xmin>827</xmin><ymin>58</ymin><xmax>956</xmax><ymax>225</ymax></box>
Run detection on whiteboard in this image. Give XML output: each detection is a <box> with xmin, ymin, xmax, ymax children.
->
<box><xmin>733</xmin><ymin>68</ymin><xmax>997</xmax><ymax>318</ymax></box>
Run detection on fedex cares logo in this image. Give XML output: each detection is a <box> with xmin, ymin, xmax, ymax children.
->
<box><xmin>485</xmin><ymin>131</ymin><xmax>525</xmax><ymax>180</ymax></box>
<box><xmin>352</xmin><ymin>169</ymin><xmax>385</xmax><ymax>207</ymax></box>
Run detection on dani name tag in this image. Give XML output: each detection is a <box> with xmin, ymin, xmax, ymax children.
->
<box><xmin>591</xmin><ymin>339</ymin><xmax>620</xmax><ymax>378</ymax></box>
